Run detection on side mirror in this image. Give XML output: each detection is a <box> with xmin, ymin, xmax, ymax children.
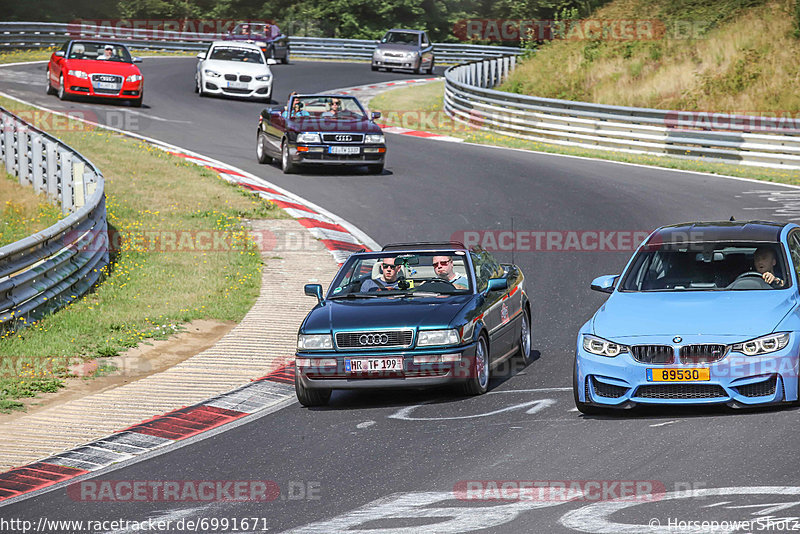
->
<box><xmin>132</xmin><ymin>57</ymin><xmax>142</xmax><ymax>63</ymax></box>
<box><xmin>266</xmin><ymin>58</ymin><xmax>277</xmax><ymax>65</ymax></box>
<box><xmin>196</xmin><ymin>52</ymin><xmax>206</xmax><ymax>60</ymax></box>
<box><xmin>55</xmin><ymin>50</ymin><xmax>65</xmax><ymax>57</ymax></box>
<box><xmin>305</xmin><ymin>283</ymin><xmax>324</xmax><ymax>305</ymax></box>
<box><xmin>590</xmin><ymin>275</ymin><xmax>619</xmax><ymax>294</ymax></box>
<box><xmin>371</xmin><ymin>111</ymin><xmax>382</xmax><ymax>120</ymax></box>
<box><xmin>486</xmin><ymin>278</ymin><xmax>508</xmax><ymax>293</ymax></box>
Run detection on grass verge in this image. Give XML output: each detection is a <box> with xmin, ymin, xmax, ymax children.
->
<box><xmin>0</xmin><ymin>172</ymin><xmax>64</xmax><ymax>247</ymax></box>
<box><xmin>0</xmin><ymin>95</ymin><xmax>288</xmax><ymax>412</ymax></box>
<box><xmin>369</xmin><ymin>81</ymin><xmax>800</xmax><ymax>186</ymax></box>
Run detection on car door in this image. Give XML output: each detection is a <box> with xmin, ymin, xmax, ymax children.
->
<box><xmin>471</xmin><ymin>250</ymin><xmax>515</xmax><ymax>363</ymax></box>
<box><xmin>50</xmin><ymin>41</ymin><xmax>69</xmax><ymax>84</ymax></box>
<box><xmin>264</xmin><ymin>109</ymin><xmax>287</xmax><ymax>153</ymax></box>
<box><xmin>420</xmin><ymin>32</ymin><xmax>434</xmax><ymax>67</ymax></box>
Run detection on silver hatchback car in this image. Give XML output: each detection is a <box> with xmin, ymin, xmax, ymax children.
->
<box><xmin>371</xmin><ymin>29</ymin><xmax>435</xmax><ymax>74</ymax></box>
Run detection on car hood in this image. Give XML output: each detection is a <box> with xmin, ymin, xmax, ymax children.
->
<box><xmin>593</xmin><ymin>290</ymin><xmax>796</xmax><ymax>338</ymax></box>
<box><xmin>201</xmin><ymin>59</ymin><xmax>270</xmax><ymax>75</ymax></box>
<box><xmin>303</xmin><ymin>295</ymin><xmax>472</xmax><ymax>333</ymax></box>
<box><xmin>376</xmin><ymin>44</ymin><xmax>419</xmax><ymax>52</ymax></box>
<box><xmin>63</xmin><ymin>59</ymin><xmax>140</xmax><ymax>75</ymax></box>
<box><xmin>290</xmin><ymin>117</ymin><xmax>382</xmax><ymax>134</ymax></box>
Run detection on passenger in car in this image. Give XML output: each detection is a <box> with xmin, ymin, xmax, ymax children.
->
<box><xmin>361</xmin><ymin>258</ymin><xmax>402</xmax><ymax>291</ymax></box>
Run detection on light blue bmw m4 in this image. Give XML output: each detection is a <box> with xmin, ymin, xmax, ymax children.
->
<box><xmin>574</xmin><ymin>220</ymin><xmax>800</xmax><ymax>414</ymax></box>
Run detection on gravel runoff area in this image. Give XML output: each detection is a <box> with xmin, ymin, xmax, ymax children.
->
<box><xmin>0</xmin><ymin>219</ymin><xmax>338</xmax><ymax>471</ymax></box>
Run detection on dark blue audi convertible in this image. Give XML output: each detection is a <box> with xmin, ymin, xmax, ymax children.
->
<box><xmin>295</xmin><ymin>243</ymin><xmax>532</xmax><ymax>406</ymax></box>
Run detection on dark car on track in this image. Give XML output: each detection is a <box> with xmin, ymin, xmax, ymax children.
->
<box><xmin>224</xmin><ymin>22</ymin><xmax>289</xmax><ymax>64</ymax></box>
<box><xmin>256</xmin><ymin>93</ymin><xmax>387</xmax><ymax>174</ymax></box>
<box><xmin>371</xmin><ymin>29</ymin><xmax>435</xmax><ymax>74</ymax></box>
<box><xmin>46</xmin><ymin>40</ymin><xmax>143</xmax><ymax>107</ymax></box>
<box><xmin>294</xmin><ymin>243</ymin><xmax>533</xmax><ymax>406</ymax></box>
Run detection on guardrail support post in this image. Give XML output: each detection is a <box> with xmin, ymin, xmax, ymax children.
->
<box><xmin>72</xmin><ymin>160</ymin><xmax>85</xmax><ymax>210</ymax></box>
<box><xmin>59</xmin><ymin>150</ymin><xmax>73</xmax><ymax>214</ymax></box>
<box><xmin>3</xmin><ymin>120</ymin><xmax>14</xmax><ymax>175</ymax></box>
<box><xmin>31</xmin><ymin>134</ymin><xmax>44</xmax><ymax>193</ymax></box>
<box><xmin>45</xmin><ymin>140</ymin><xmax>58</xmax><ymax>201</ymax></box>
<box><xmin>18</xmin><ymin>128</ymin><xmax>30</xmax><ymax>185</ymax></box>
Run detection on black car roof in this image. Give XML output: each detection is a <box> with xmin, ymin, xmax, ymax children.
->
<box><xmin>69</xmin><ymin>40</ymin><xmax>130</xmax><ymax>48</ymax></box>
<box><xmin>647</xmin><ymin>221</ymin><xmax>787</xmax><ymax>245</ymax></box>
<box><xmin>381</xmin><ymin>241</ymin><xmax>467</xmax><ymax>251</ymax></box>
<box><xmin>386</xmin><ymin>29</ymin><xmax>426</xmax><ymax>34</ymax></box>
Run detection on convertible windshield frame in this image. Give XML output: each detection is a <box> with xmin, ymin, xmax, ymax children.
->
<box><xmin>618</xmin><ymin>241</ymin><xmax>792</xmax><ymax>292</ymax></box>
<box><xmin>327</xmin><ymin>250</ymin><xmax>476</xmax><ymax>298</ymax></box>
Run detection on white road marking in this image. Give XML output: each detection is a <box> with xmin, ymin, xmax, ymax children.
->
<box><xmin>560</xmin><ymin>486</ymin><xmax>800</xmax><ymax>533</ymax></box>
<box><xmin>281</xmin><ymin>490</ymin><xmax>569</xmax><ymax>534</ymax></box>
<box><xmin>388</xmin><ymin>399</ymin><xmax>556</xmax><ymax>421</ymax></box>
<box><xmin>724</xmin><ymin>501</ymin><xmax>800</xmax><ymax>515</ymax></box>
<box><xmin>649</xmin><ymin>420</ymin><xmax>677</xmax><ymax>428</ymax></box>
<box><xmin>356</xmin><ymin>421</ymin><xmax>375</xmax><ymax>429</ymax></box>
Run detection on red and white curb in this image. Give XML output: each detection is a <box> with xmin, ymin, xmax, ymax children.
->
<box><xmin>0</xmin><ymin>365</ymin><xmax>295</xmax><ymax>503</ymax></box>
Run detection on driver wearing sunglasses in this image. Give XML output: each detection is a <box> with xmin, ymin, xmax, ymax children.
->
<box><xmin>433</xmin><ymin>255</ymin><xmax>468</xmax><ymax>289</ymax></box>
<box><xmin>360</xmin><ymin>257</ymin><xmax>402</xmax><ymax>292</ymax></box>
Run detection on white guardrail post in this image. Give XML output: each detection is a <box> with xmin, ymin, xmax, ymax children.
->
<box><xmin>0</xmin><ymin>106</ymin><xmax>108</xmax><ymax>333</ymax></box>
<box><xmin>444</xmin><ymin>56</ymin><xmax>800</xmax><ymax>170</ymax></box>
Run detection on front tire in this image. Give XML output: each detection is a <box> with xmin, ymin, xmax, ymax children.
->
<box><xmin>46</xmin><ymin>69</ymin><xmax>56</xmax><ymax>95</ymax></box>
<box><xmin>517</xmin><ymin>307</ymin><xmax>532</xmax><ymax>363</ymax></box>
<box><xmin>414</xmin><ymin>59</ymin><xmax>423</xmax><ymax>75</ymax></box>
<box><xmin>427</xmin><ymin>59</ymin><xmax>435</xmax><ymax>75</ymax></box>
<box><xmin>295</xmin><ymin>373</ymin><xmax>331</xmax><ymax>407</ymax></box>
<box><xmin>573</xmin><ymin>360</ymin><xmax>602</xmax><ymax>415</ymax></box>
<box><xmin>257</xmin><ymin>131</ymin><xmax>273</xmax><ymax>164</ymax></box>
<box><xmin>462</xmin><ymin>335</ymin><xmax>490</xmax><ymax>395</ymax></box>
<box><xmin>57</xmin><ymin>75</ymin><xmax>69</xmax><ymax>101</ymax></box>
<box><xmin>281</xmin><ymin>140</ymin><xmax>297</xmax><ymax>174</ymax></box>
<box><xmin>281</xmin><ymin>49</ymin><xmax>290</xmax><ymax>64</ymax></box>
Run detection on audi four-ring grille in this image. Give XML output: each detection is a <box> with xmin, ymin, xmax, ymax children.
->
<box><xmin>630</xmin><ymin>345</ymin><xmax>674</xmax><ymax>364</ymax></box>
<box><xmin>335</xmin><ymin>330</ymin><xmax>413</xmax><ymax>349</ymax></box>
<box><xmin>91</xmin><ymin>74</ymin><xmax>122</xmax><ymax>94</ymax></box>
<box><xmin>679</xmin><ymin>344</ymin><xmax>728</xmax><ymax>364</ymax></box>
<box><xmin>322</xmin><ymin>134</ymin><xmax>365</xmax><ymax>143</ymax></box>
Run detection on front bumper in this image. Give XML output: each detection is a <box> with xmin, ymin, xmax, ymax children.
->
<box><xmin>296</xmin><ymin>341</ymin><xmax>478</xmax><ymax>390</ymax></box>
<box><xmin>203</xmin><ymin>79</ymin><xmax>272</xmax><ymax>100</ymax></box>
<box><xmin>288</xmin><ymin>144</ymin><xmax>386</xmax><ymax>166</ymax></box>
<box><xmin>65</xmin><ymin>76</ymin><xmax>142</xmax><ymax>100</ymax></box>
<box><xmin>575</xmin><ymin>335</ymin><xmax>800</xmax><ymax>408</ymax></box>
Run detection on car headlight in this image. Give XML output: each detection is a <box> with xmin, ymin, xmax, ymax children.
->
<box><xmin>204</xmin><ymin>69</ymin><xmax>221</xmax><ymax>77</ymax></box>
<box><xmin>68</xmin><ymin>70</ymin><xmax>88</xmax><ymax>79</ymax></box>
<box><xmin>255</xmin><ymin>74</ymin><xmax>271</xmax><ymax>81</ymax></box>
<box><xmin>731</xmin><ymin>332</ymin><xmax>790</xmax><ymax>356</ymax></box>
<box><xmin>582</xmin><ymin>335</ymin><xmax>628</xmax><ymax>357</ymax></box>
<box><xmin>365</xmin><ymin>134</ymin><xmax>385</xmax><ymax>144</ymax></box>
<box><xmin>406</xmin><ymin>51</ymin><xmax>418</xmax><ymax>58</ymax></box>
<box><xmin>126</xmin><ymin>74</ymin><xmax>142</xmax><ymax>83</ymax></box>
<box><xmin>417</xmin><ymin>329</ymin><xmax>460</xmax><ymax>347</ymax></box>
<box><xmin>297</xmin><ymin>334</ymin><xmax>333</xmax><ymax>350</ymax></box>
<box><xmin>296</xmin><ymin>132</ymin><xmax>321</xmax><ymax>144</ymax></box>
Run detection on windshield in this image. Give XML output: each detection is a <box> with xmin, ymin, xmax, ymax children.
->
<box><xmin>289</xmin><ymin>96</ymin><xmax>368</xmax><ymax>120</ymax></box>
<box><xmin>209</xmin><ymin>46</ymin><xmax>264</xmax><ymax>63</ymax></box>
<box><xmin>620</xmin><ymin>242</ymin><xmax>791</xmax><ymax>291</ymax></box>
<box><xmin>69</xmin><ymin>42</ymin><xmax>132</xmax><ymax>62</ymax></box>
<box><xmin>381</xmin><ymin>31</ymin><xmax>419</xmax><ymax>45</ymax></box>
<box><xmin>329</xmin><ymin>252</ymin><xmax>472</xmax><ymax>297</ymax></box>
<box><xmin>232</xmin><ymin>23</ymin><xmax>279</xmax><ymax>38</ymax></box>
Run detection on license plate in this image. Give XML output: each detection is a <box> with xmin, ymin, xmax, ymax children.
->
<box><xmin>95</xmin><ymin>82</ymin><xmax>119</xmax><ymax>90</ymax></box>
<box><xmin>647</xmin><ymin>368</ymin><xmax>710</xmax><ymax>382</ymax></box>
<box><xmin>227</xmin><ymin>81</ymin><xmax>248</xmax><ymax>89</ymax></box>
<box><xmin>345</xmin><ymin>357</ymin><xmax>403</xmax><ymax>373</ymax></box>
<box><xmin>329</xmin><ymin>146</ymin><xmax>360</xmax><ymax>155</ymax></box>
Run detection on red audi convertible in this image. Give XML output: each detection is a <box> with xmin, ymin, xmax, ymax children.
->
<box><xmin>46</xmin><ymin>40</ymin><xmax>144</xmax><ymax>107</ymax></box>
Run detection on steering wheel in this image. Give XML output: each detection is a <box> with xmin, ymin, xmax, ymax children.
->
<box><xmin>416</xmin><ymin>278</ymin><xmax>457</xmax><ymax>293</ymax></box>
<box><xmin>728</xmin><ymin>271</ymin><xmax>773</xmax><ymax>289</ymax></box>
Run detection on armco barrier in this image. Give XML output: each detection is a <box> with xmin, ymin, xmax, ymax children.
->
<box><xmin>0</xmin><ymin>22</ymin><xmax>521</xmax><ymax>64</ymax></box>
<box><xmin>444</xmin><ymin>57</ymin><xmax>800</xmax><ymax>170</ymax></box>
<box><xmin>0</xmin><ymin>106</ymin><xmax>108</xmax><ymax>331</ymax></box>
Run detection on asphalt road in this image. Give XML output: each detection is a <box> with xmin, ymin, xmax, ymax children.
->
<box><xmin>2</xmin><ymin>58</ymin><xmax>800</xmax><ymax>533</ymax></box>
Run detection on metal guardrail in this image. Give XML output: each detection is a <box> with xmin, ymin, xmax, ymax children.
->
<box><xmin>444</xmin><ymin>57</ymin><xmax>800</xmax><ymax>170</ymax></box>
<box><xmin>0</xmin><ymin>22</ymin><xmax>521</xmax><ymax>64</ymax></box>
<box><xmin>0</xmin><ymin>107</ymin><xmax>108</xmax><ymax>331</ymax></box>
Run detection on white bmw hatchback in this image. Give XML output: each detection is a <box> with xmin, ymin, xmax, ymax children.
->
<box><xmin>196</xmin><ymin>41</ymin><xmax>276</xmax><ymax>102</ymax></box>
